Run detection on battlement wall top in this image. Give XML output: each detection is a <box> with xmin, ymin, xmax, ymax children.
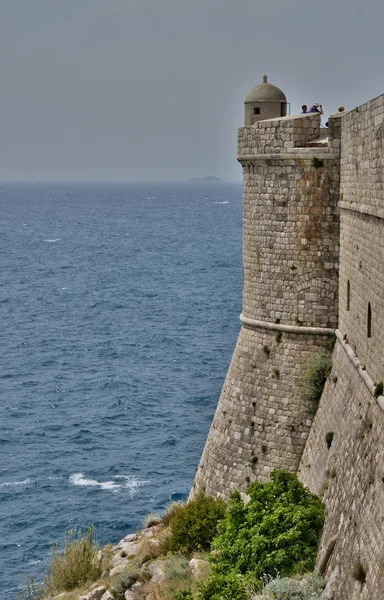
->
<box><xmin>238</xmin><ymin>112</ymin><xmax>343</xmax><ymax>158</ymax></box>
<box><xmin>238</xmin><ymin>113</ymin><xmax>320</xmax><ymax>156</ymax></box>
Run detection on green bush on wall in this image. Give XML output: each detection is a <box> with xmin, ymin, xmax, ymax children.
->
<box><xmin>164</xmin><ymin>491</ymin><xmax>227</xmax><ymax>554</ymax></box>
<box><xmin>198</xmin><ymin>470</ymin><xmax>325</xmax><ymax>600</ymax></box>
<box><xmin>303</xmin><ymin>353</ymin><xmax>332</xmax><ymax>409</ymax></box>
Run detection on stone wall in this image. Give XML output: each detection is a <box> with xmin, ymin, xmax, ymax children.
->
<box><xmin>192</xmin><ymin>324</ymin><xmax>332</xmax><ymax>498</ymax></box>
<box><xmin>192</xmin><ymin>114</ymin><xmax>340</xmax><ymax>498</ymax></box>
<box><xmin>338</xmin><ymin>94</ymin><xmax>384</xmax><ymax>384</ymax></box>
<box><xmin>242</xmin><ymin>156</ymin><xmax>340</xmax><ymax>328</ymax></box>
<box><xmin>298</xmin><ymin>94</ymin><xmax>384</xmax><ymax>599</ymax></box>
<box><xmin>298</xmin><ymin>335</ymin><xmax>384</xmax><ymax>600</ymax></box>
<box><xmin>192</xmin><ymin>93</ymin><xmax>384</xmax><ymax>595</ymax></box>
<box><xmin>238</xmin><ymin>113</ymin><xmax>321</xmax><ymax>156</ymax></box>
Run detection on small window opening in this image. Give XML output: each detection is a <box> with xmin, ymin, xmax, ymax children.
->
<box><xmin>253</xmin><ymin>107</ymin><xmax>260</xmax><ymax>115</ymax></box>
<box><xmin>347</xmin><ymin>280</ymin><xmax>350</xmax><ymax>311</ymax></box>
<box><xmin>367</xmin><ymin>303</ymin><xmax>372</xmax><ymax>338</ymax></box>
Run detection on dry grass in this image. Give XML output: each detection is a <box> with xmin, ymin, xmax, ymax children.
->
<box><xmin>43</xmin><ymin>527</ymin><xmax>102</xmax><ymax>595</ymax></box>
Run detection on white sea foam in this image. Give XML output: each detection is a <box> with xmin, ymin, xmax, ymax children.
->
<box><xmin>69</xmin><ymin>473</ymin><xmax>120</xmax><ymax>491</ymax></box>
<box><xmin>115</xmin><ymin>475</ymin><xmax>149</xmax><ymax>495</ymax></box>
<box><xmin>214</xmin><ymin>201</ymin><xmax>229</xmax><ymax>204</ymax></box>
<box><xmin>42</xmin><ymin>238</ymin><xmax>61</xmax><ymax>243</ymax></box>
<box><xmin>0</xmin><ymin>478</ymin><xmax>31</xmax><ymax>489</ymax></box>
<box><xmin>69</xmin><ymin>473</ymin><xmax>148</xmax><ymax>494</ymax></box>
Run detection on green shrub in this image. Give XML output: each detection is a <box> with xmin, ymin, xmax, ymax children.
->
<box><xmin>43</xmin><ymin>527</ymin><xmax>101</xmax><ymax>595</ymax></box>
<box><xmin>275</xmin><ymin>332</ymin><xmax>282</xmax><ymax>344</ymax></box>
<box><xmin>173</xmin><ymin>591</ymin><xmax>194</xmax><ymax>600</ymax></box>
<box><xmin>303</xmin><ymin>353</ymin><xmax>332</xmax><ymax>408</ymax></box>
<box><xmin>260</xmin><ymin>573</ymin><xmax>325</xmax><ymax>599</ymax></box>
<box><xmin>164</xmin><ymin>492</ymin><xmax>226</xmax><ymax>554</ymax></box>
<box><xmin>164</xmin><ymin>555</ymin><xmax>192</xmax><ymax>582</ymax></box>
<box><xmin>197</xmin><ymin>571</ymin><xmax>251</xmax><ymax>600</ymax></box>
<box><xmin>162</xmin><ymin>501</ymin><xmax>185</xmax><ymax>527</ymax></box>
<box><xmin>198</xmin><ymin>471</ymin><xmax>324</xmax><ymax>600</ymax></box>
<box><xmin>113</xmin><ymin>570</ymin><xmax>139</xmax><ymax>599</ymax></box>
<box><xmin>374</xmin><ymin>381</ymin><xmax>383</xmax><ymax>398</ymax></box>
<box><xmin>325</xmin><ymin>431</ymin><xmax>334</xmax><ymax>449</ymax></box>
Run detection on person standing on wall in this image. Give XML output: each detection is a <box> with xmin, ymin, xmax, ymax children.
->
<box><xmin>309</xmin><ymin>103</ymin><xmax>323</xmax><ymax>115</ymax></box>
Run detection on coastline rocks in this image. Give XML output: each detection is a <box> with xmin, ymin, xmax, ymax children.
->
<box><xmin>109</xmin><ymin>534</ymin><xmax>143</xmax><ymax>577</ymax></box>
<box><xmin>79</xmin><ymin>586</ymin><xmax>107</xmax><ymax>600</ymax></box>
<box><xmin>100</xmin><ymin>592</ymin><xmax>114</xmax><ymax>600</ymax></box>
<box><xmin>189</xmin><ymin>558</ymin><xmax>209</xmax><ymax>578</ymax></box>
<box><xmin>146</xmin><ymin>558</ymin><xmax>165</xmax><ymax>583</ymax></box>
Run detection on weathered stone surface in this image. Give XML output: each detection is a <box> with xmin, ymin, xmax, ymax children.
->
<box><xmin>189</xmin><ymin>558</ymin><xmax>209</xmax><ymax>578</ymax></box>
<box><xmin>100</xmin><ymin>592</ymin><xmax>114</xmax><ymax>600</ymax></box>
<box><xmin>321</xmin><ymin>566</ymin><xmax>339</xmax><ymax>600</ymax></box>
<box><xmin>131</xmin><ymin>581</ymin><xmax>143</xmax><ymax>592</ymax></box>
<box><xmin>147</xmin><ymin>558</ymin><xmax>165</xmax><ymax>583</ymax></box>
<box><xmin>109</xmin><ymin>562</ymin><xmax>128</xmax><ymax>577</ymax></box>
<box><xmin>79</xmin><ymin>586</ymin><xmax>106</xmax><ymax>600</ymax></box>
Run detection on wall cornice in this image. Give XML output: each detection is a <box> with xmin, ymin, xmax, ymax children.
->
<box><xmin>240</xmin><ymin>313</ymin><xmax>334</xmax><ymax>336</ymax></box>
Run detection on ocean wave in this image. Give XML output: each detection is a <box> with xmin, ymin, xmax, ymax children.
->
<box><xmin>42</xmin><ymin>238</ymin><xmax>61</xmax><ymax>243</ymax></box>
<box><xmin>0</xmin><ymin>478</ymin><xmax>31</xmax><ymax>489</ymax></box>
<box><xmin>214</xmin><ymin>201</ymin><xmax>229</xmax><ymax>204</ymax></box>
<box><xmin>115</xmin><ymin>475</ymin><xmax>150</xmax><ymax>494</ymax></box>
<box><xmin>69</xmin><ymin>473</ymin><xmax>149</xmax><ymax>494</ymax></box>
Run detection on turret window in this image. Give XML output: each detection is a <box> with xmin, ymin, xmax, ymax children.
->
<box><xmin>367</xmin><ymin>303</ymin><xmax>372</xmax><ymax>338</ymax></box>
<box><xmin>253</xmin><ymin>107</ymin><xmax>260</xmax><ymax>115</ymax></box>
<box><xmin>347</xmin><ymin>280</ymin><xmax>350</xmax><ymax>311</ymax></box>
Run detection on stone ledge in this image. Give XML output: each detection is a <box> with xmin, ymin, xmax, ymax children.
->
<box><xmin>339</xmin><ymin>201</ymin><xmax>384</xmax><ymax>220</ymax></box>
<box><xmin>238</xmin><ymin>152</ymin><xmax>338</xmax><ymax>162</ymax></box>
<box><xmin>240</xmin><ymin>313</ymin><xmax>334</xmax><ymax>336</ymax></box>
<box><xmin>335</xmin><ymin>329</ymin><xmax>384</xmax><ymax>410</ymax></box>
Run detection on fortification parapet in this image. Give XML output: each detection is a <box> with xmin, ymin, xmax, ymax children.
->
<box><xmin>238</xmin><ymin>113</ymin><xmax>321</xmax><ymax>156</ymax></box>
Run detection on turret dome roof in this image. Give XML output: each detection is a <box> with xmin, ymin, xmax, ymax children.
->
<box><xmin>245</xmin><ymin>75</ymin><xmax>286</xmax><ymax>103</ymax></box>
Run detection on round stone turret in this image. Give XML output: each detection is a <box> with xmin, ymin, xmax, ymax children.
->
<box><xmin>245</xmin><ymin>75</ymin><xmax>288</xmax><ymax>125</ymax></box>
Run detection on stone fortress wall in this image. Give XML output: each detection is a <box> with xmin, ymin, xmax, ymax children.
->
<box><xmin>192</xmin><ymin>86</ymin><xmax>384</xmax><ymax>598</ymax></box>
<box><xmin>192</xmin><ymin>112</ymin><xmax>341</xmax><ymax>497</ymax></box>
<box><xmin>298</xmin><ymin>93</ymin><xmax>384</xmax><ymax>600</ymax></box>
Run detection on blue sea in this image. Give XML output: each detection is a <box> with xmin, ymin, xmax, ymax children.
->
<box><xmin>0</xmin><ymin>182</ymin><xmax>242</xmax><ymax>597</ymax></box>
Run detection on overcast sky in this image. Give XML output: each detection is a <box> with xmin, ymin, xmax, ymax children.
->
<box><xmin>0</xmin><ymin>0</ymin><xmax>383</xmax><ymax>182</ymax></box>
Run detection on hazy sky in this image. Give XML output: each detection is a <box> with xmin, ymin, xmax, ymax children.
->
<box><xmin>0</xmin><ymin>0</ymin><xmax>383</xmax><ymax>182</ymax></box>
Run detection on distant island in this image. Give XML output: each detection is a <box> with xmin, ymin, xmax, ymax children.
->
<box><xmin>187</xmin><ymin>176</ymin><xmax>224</xmax><ymax>183</ymax></box>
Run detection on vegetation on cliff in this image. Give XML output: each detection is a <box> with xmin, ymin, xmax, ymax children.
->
<box><xmin>197</xmin><ymin>471</ymin><xmax>324</xmax><ymax>600</ymax></box>
<box><xmin>15</xmin><ymin>471</ymin><xmax>324</xmax><ymax>600</ymax></box>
